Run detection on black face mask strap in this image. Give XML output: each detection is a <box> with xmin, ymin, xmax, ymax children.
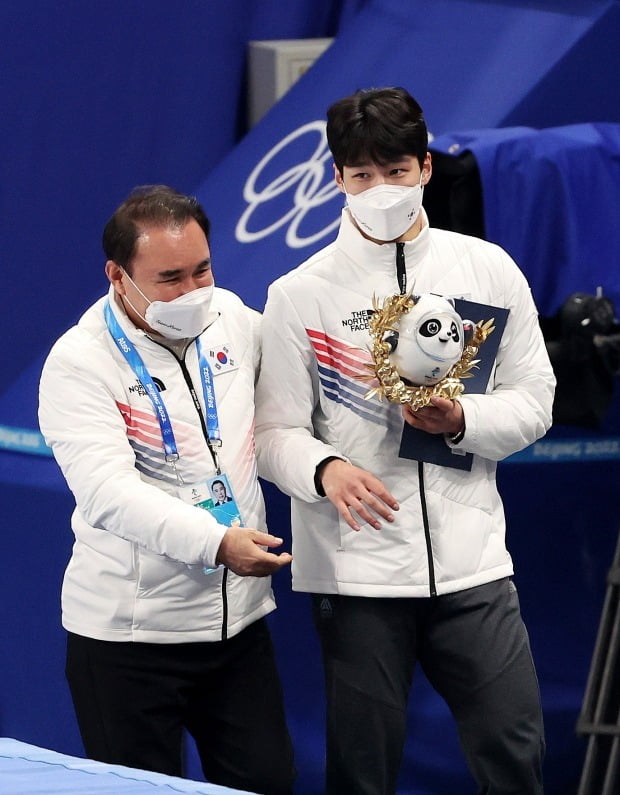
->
<box><xmin>396</xmin><ymin>241</ymin><xmax>406</xmax><ymax>295</ymax></box>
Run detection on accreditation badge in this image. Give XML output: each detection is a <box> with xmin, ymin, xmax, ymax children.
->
<box><xmin>178</xmin><ymin>473</ymin><xmax>243</xmax><ymax>574</ymax></box>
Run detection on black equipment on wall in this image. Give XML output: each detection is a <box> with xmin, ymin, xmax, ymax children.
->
<box><xmin>541</xmin><ymin>292</ymin><xmax>620</xmax><ymax>429</ymax></box>
<box><xmin>425</xmin><ymin>148</ymin><xmax>485</xmax><ymax>239</ymax></box>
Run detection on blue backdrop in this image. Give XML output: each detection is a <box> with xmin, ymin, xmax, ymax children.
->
<box><xmin>2</xmin><ymin>2</ymin><xmax>620</xmax><ymax>794</ymax></box>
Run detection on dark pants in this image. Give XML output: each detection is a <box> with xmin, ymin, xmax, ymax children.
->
<box><xmin>312</xmin><ymin>578</ymin><xmax>545</xmax><ymax>795</ymax></box>
<box><xmin>66</xmin><ymin>618</ymin><xmax>295</xmax><ymax>795</ymax></box>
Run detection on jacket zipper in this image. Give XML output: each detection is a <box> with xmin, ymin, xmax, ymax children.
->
<box><xmin>169</xmin><ymin>347</ymin><xmax>230</xmax><ymax>640</ymax></box>
<box><xmin>220</xmin><ymin>570</ymin><xmax>229</xmax><ymax>641</ymax></box>
<box><xmin>417</xmin><ymin>461</ymin><xmax>437</xmax><ymax>597</ymax></box>
<box><xmin>394</xmin><ymin>246</ymin><xmax>435</xmax><ymax>595</ymax></box>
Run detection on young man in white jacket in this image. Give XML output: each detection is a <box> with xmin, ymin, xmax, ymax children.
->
<box><xmin>255</xmin><ymin>88</ymin><xmax>555</xmax><ymax>794</ymax></box>
<box><xmin>38</xmin><ymin>185</ymin><xmax>294</xmax><ymax>794</ymax></box>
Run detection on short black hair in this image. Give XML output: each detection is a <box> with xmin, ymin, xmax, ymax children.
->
<box><xmin>326</xmin><ymin>87</ymin><xmax>428</xmax><ymax>173</ymax></box>
<box><xmin>102</xmin><ymin>185</ymin><xmax>211</xmax><ymax>275</ymax></box>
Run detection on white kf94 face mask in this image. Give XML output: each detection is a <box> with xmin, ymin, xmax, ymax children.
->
<box><xmin>123</xmin><ymin>271</ymin><xmax>215</xmax><ymax>340</ymax></box>
<box><xmin>345</xmin><ymin>181</ymin><xmax>424</xmax><ymax>242</ymax></box>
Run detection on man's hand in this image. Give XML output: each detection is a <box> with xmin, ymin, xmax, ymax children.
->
<box><xmin>216</xmin><ymin>526</ymin><xmax>292</xmax><ymax>577</ymax></box>
<box><xmin>319</xmin><ymin>458</ymin><xmax>399</xmax><ymax>532</ymax></box>
<box><xmin>402</xmin><ymin>396</ymin><xmax>464</xmax><ymax>436</ymax></box>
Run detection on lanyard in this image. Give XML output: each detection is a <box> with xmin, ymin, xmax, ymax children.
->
<box><xmin>195</xmin><ymin>336</ymin><xmax>222</xmax><ymax>450</ymax></box>
<box><xmin>104</xmin><ymin>300</ymin><xmax>222</xmax><ymax>470</ymax></box>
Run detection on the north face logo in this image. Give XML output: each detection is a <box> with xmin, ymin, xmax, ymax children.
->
<box><xmin>319</xmin><ymin>597</ymin><xmax>333</xmax><ymax>618</ymax></box>
<box><xmin>341</xmin><ymin>308</ymin><xmax>373</xmax><ymax>331</ymax></box>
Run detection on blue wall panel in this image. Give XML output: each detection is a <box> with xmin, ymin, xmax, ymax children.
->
<box><xmin>2</xmin><ymin>2</ymin><xmax>620</xmax><ymax>793</ymax></box>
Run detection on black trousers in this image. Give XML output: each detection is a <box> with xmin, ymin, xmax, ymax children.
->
<box><xmin>312</xmin><ymin>578</ymin><xmax>545</xmax><ymax>795</ymax></box>
<box><xmin>66</xmin><ymin>618</ymin><xmax>295</xmax><ymax>795</ymax></box>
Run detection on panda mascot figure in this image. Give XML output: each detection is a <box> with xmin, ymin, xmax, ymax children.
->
<box><xmin>364</xmin><ymin>291</ymin><xmax>493</xmax><ymax>410</ymax></box>
<box><xmin>386</xmin><ymin>294</ymin><xmax>472</xmax><ymax>386</ymax></box>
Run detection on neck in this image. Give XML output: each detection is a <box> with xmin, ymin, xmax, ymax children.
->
<box><xmin>397</xmin><ymin>212</ymin><xmax>425</xmax><ymax>243</ymax></box>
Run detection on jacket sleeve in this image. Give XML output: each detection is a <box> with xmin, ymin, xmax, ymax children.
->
<box><xmin>456</xmin><ymin>253</ymin><xmax>556</xmax><ymax>461</ymax></box>
<box><xmin>38</xmin><ymin>332</ymin><xmax>227</xmax><ymax>568</ymax></box>
<box><xmin>255</xmin><ymin>280</ymin><xmax>344</xmax><ymax>502</ymax></box>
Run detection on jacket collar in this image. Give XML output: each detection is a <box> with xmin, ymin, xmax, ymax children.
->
<box><xmin>335</xmin><ymin>207</ymin><xmax>431</xmax><ymax>289</ymax></box>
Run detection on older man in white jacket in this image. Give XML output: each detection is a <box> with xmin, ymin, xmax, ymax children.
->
<box><xmin>39</xmin><ymin>185</ymin><xmax>294</xmax><ymax>794</ymax></box>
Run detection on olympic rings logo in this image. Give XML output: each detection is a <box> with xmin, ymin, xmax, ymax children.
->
<box><xmin>235</xmin><ymin>121</ymin><xmax>342</xmax><ymax>249</ymax></box>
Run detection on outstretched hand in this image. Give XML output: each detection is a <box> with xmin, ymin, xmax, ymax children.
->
<box><xmin>216</xmin><ymin>526</ymin><xmax>292</xmax><ymax>577</ymax></box>
<box><xmin>319</xmin><ymin>458</ymin><xmax>399</xmax><ymax>532</ymax></box>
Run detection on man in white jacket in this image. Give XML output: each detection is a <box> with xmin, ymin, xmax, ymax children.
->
<box><xmin>38</xmin><ymin>185</ymin><xmax>294</xmax><ymax>794</ymax></box>
<box><xmin>255</xmin><ymin>88</ymin><xmax>555</xmax><ymax>794</ymax></box>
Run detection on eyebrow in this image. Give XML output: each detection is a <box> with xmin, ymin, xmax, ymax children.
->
<box><xmin>156</xmin><ymin>259</ymin><xmax>211</xmax><ymax>279</ymax></box>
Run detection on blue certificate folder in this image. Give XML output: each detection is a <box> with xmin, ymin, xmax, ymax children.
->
<box><xmin>398</xmin><ymin>298</ymin><xmax>509</xmax><ymax>471</ymax></box>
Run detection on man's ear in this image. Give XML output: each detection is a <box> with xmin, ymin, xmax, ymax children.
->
<box><xmin>421</xmin><ymin>151</ymin><xmax>432</xmax><ymax>186</ymax></box>
<box><xmin>106</xmin><ymin>260</ymin><xmax>126</xmax><ymax>296</ymax></box>
<box><xmin>333</xmin><ymin>163</ymin><xmax>346</xmax><ymax>194</ymax></box>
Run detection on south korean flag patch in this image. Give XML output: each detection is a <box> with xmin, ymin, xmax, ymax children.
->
<box><xmin>206</xmin><ymin>343</ymin><xmax>239</xmax><ymax>374</ymax></box>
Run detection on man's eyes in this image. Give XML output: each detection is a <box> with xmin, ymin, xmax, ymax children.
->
<box><xmin>352</xmin><ymin>168</ymin><xmax>408</xmax><ymax>179</ymax></box>
<box><xmin>158</xmin><ymin>267</ymin><xmax>210</xmax><ymax>284</ymax></box>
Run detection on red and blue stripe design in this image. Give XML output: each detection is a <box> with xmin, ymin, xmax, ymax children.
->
<box><xmin>307</xmin><ymin>329</ymin><xmax>390</xmax><ymax>426</ymax></box>
<box><xmin>117</xmin><ymin>401</ymin><xmax>178</xmax><ymax>483</ymax></box>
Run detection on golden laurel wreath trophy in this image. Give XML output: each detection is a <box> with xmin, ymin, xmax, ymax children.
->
<box><xmin>363</xmin><ymin>292</ymin><xmax>495</xmax><ymax>411</ymax></box>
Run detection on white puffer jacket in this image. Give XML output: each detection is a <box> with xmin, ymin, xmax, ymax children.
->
<box><xmin>39</xmin><ymin>286</ymin><xmax>275</xmax><ymax>643</ymax></box>
<box><xmin>255</xmin><ymin>210</ymin><xmax>555</xmax><ymax>598</ymax></box>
